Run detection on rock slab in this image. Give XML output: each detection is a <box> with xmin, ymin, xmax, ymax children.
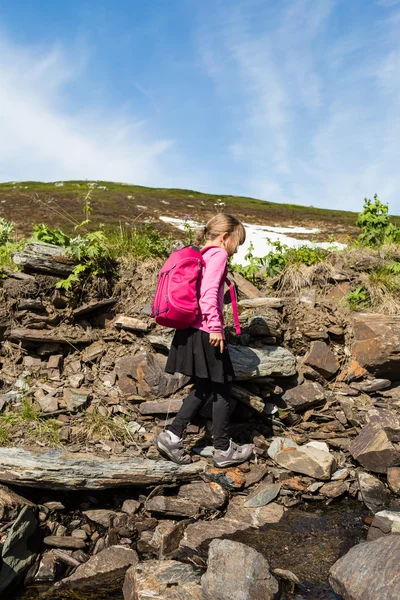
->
<box><xmin>351</xmin><ymin>314</ymin><xmax>400</xmax><ymax>380</ymax></box>
<box><xmin>228</xmin><ymin>345</ymin><xmax>296</xmax><ymax>379</ymax></box>
<box><xmin>282</xmin><ymin>381</ymin><xmax>325</xmax><ymax>413</ymax></box>
<box><xmin>202</xmin><ymin>539</ymin><xmax>279</xmax><ymax>600</ymax></box>
<box><xmin>329</xmin><ymin>535</ymin><xmax>400</xmax><ymax>599</ymax></box>
<box><xmin>123</xmin><ymin>559</ymin><xmax>203</xmax><ymax>600</ymax></box>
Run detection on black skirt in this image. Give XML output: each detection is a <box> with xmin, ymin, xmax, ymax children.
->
<box><xmin>165</xmin><ymin>328</ymin><xmax>235</xmax><ymax>384</ymax></box>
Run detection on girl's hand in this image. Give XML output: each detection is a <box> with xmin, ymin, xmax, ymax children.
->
<box><xmin>209</xmin><ymin>332</ymin><xmax>225</xmax><ymax>353</ymax></box>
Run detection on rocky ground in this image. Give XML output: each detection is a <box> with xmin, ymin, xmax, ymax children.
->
<box><xmin>0</xmin><ymin>241</ymin><xmax>400</xmax><ymax>599</ymax></box>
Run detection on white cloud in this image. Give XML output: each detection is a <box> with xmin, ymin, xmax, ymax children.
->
<box><xmin>0</xmin><ymin>34</ymin><xmax>172</xmax><ymax>184</ymax></box>
<box><xmin>199</xmin><ymin>0</ymin><xmax>400</xmax><ymax>214</ymax></box>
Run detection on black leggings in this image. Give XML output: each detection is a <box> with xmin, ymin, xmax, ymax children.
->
<box><xmin>167</xmin><ymin>378</ymin><xmax>231</xmax><ymax>451</ymax></box>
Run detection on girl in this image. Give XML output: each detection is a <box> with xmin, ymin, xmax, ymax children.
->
<box><xmin>155</xmin><ymin>213</ymin><xmax>254</xmax><ymax>468</ymax></box>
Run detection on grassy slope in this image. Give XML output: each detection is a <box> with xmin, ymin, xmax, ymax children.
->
<box><xmin>1</xmin><ymin>180</ymin><xmax>397</xmax><ymax>239</ymax></box>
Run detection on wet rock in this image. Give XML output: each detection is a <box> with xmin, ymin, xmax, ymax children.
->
<box><xmin>145</xmin><ymin>496</ymin><xmax>201</xmax><ymax>518</ymax></box>
<box><xmin>34</xmin><ymin>550</ymin><xmax>59</xmax><ymax>582</ymax></box>
<box><xmin>350</xmin><ymin>378</ymin><xmax>391</xmax><ymax>393</ymax></box>
<box><xmin>352</xmin><ymin>314</ymin><xmax>400</xmax><ymax>380</ymax></box>
<box><xmin>244</xmin><ymin>482</ymin><xmax>281</xmax><ymax>508</ymax></box>
<box><xmin>83</xmin><ymin>509</ymin><xmax>120</xmax><ymax>527</ymax></box>
<box><xmin>44</xmin><ymin>536</ymin><xmax>87</xmax><ymax>549</ymax></box>
<box><xmin>177</xmin><ymin>497</ymin><xmax>284</xmax><ymax>560</ymax></box>
<box><xmin>357</xmin><ymin>472</ymin><xmax>389</xmax><ymax>513</ymax></box>
<box><xmin>304</xmin><ymin>341</ymin><xmax>339</xmax><ymax>380</ymax></box>
<box><xmin>367</xmin><ymin>510</ymin><xmax>400</xmax><ymax>541</ymax></box>
<box><xmin>349</xmin><ymin>423</ymin><xmax>400</xmax><ymax>473</ymax></box>
<box><xmin>282</xmin><ymin>381</ymin><xmax>325</xmax><ymax>413</ymax></box>
<box><xmin>0</xmin><ymin>484</ymin><xmax>34</xmax><ymax>521</ymax></box>
<box><xmin>228</xmin><ymin>345</ymin><xmax>296</xmax><ymax>379</ymax></box>
<box><xmin>387</xmin><ymin>467</ymin><xmax>400</xmax><ymax>495</ymax></box>
<box><xmin>203</xmin><ymin>467</ymin><xmax>246</xmax><ymax>491</ymax></box>
<box><xmin>0</xmin><ymin>506</ymin><xmax>39</xmax><ymax>595</ymax></box>
<box><xmin>116</xmin><ymin>352</ymin><xmax>189</xmax><ymax>398</ymax></box>
<box><xmin>177</xmin><ymin>481</ymin><xmax>228</xmax><ymax>510</ymax></box>
<box><xmin>57</xmin><ymin>545</ymin><xmax>138</xmax><ymax>591</ymax></box>
<box><xmin>329</xmin><ymin>535</ymin><xmax>400</xmax><ymax>599</ymax></box>
<box><xmin>123</xmin><ymin>559</ymin><xmax>203</xmax><ymax>600</ymax></box>
<box><xmin>202</xmin><ymin>539</ymin><xmax>279</xmax><ymax>600</ymax></box>
<box><xmin>269</xmin><ymin>437</ymin><xmax>335</xmax><ymax>480</ymax></box>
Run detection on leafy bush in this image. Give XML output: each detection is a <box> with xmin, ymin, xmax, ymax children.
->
<box><xmin>356</xmin><ymin>194</ymin><xmax>400</xmax><ymax>246</ymax></box>
<box><xmin>346</xmin><ymin>285</ymin><xmax>370</xmax><ymax>310</ymax></box>
<box><xmin>33</xmin><ymin>224</ymin><xmax>70</xmax><ymax>247</ymax></box>
<box><xmin>109</xmin><ymin>224</ymin><xmax>172</xmax><ymax>259</ymax></box>
<box><xmin>232</xmin><ymin>239</ymin><xmax>327</xmax><ymax>282</ymax></box>
<box><xmin>0</xmin><ymin>218</ymin><xmax>14</xmax><ymax>246</ymax></box>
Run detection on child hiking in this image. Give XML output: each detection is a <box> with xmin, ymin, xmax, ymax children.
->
<box><xmin>155</xmin><ymin>213</ymin><xmax>254</xmax><ymax>468</ymax></box>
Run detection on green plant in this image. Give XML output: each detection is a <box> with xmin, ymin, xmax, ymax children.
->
<box><xmin>356</xmin><ymin>194</ymin><xmax>400</xmax><ymax>247</ymax></box>
<box><xmin>183</xmin><ymin>216</ymin><xmax>196</xmax><ymax>245</ymax></box>
<box><xmin>110</xmin><ymin>223</ymin><xmax>172</xmax><ymax>259</ymax></box>
<box><xmin>33</xmin><ymin>224</ymin><xmax>70</xmax><ymax>247</ymax></box>
<box><xmin>346</xmin><ymin>285</ymin><xmax>370</xmax><ymax>310</ymax></box>
<box><xmin>0</xmin><ymin>218</ymin><xmax>14</xmax><ymax>246</ymax></box>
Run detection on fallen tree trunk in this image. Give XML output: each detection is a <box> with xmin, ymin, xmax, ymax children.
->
<box><xmin>0</xmin><ymin>448</ymin><xmax>206</xmax><ymax>490</ymax></box>
<box><xmin>238</xmin><ymin>297</ymin><xmax>284</xmax><ymax>309</ymax></box>
<box><xmin>12</xmin><ymin>242</ymin><xmax>75</xmax><ymax>277</ymax></box>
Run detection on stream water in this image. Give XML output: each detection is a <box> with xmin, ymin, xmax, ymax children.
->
<box><xmin>12</xmin><ymin>499</ymin><xmax>367</xmax><ymax>600</ymax></box>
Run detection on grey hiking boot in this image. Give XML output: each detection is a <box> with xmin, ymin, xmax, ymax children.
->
<box><xmin>213</xmin><ymin>441</ymin><xmax>254</xmax><ymax>468</ymax></box>
<box><xmin>155</xmin><ymin>431</ymin><xmax>192</xmax><ymax>465</ymax></box>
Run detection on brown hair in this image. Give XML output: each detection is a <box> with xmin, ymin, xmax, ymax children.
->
<box><xmin>195</xmin><ymin>213</ymin><xmax>246</xmax><ymax>254</ymax></box>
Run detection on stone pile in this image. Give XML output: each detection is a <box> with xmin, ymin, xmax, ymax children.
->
<box><xmin>0</xmin><ymin>241</ymin><xmax>400</xmax><ymax>598</ymax></box>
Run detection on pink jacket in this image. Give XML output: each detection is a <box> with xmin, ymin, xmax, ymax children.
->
<box><xmin>193</xmin><ymin>247</ymin><xmax>228</xmax><ymax>334</ymax></box>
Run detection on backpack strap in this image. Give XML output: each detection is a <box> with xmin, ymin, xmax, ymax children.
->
<box><xmin>226</xmin><ymin>276</ymin><xmax>241</xmax><ymax>335</ymax></box>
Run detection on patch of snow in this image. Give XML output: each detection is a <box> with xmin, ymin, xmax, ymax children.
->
<box><xmin>160</xmin><ymin>216</ymin><xmax>346</xmax><ymax>265</ymax></box>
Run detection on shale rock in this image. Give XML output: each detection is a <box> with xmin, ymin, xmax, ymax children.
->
<box><xmin>367</xmin><ymin>510</ymin><xmax>400</xmax><ymax>541</ymax></box>
<box><xmin>269</xmin><ymin>437</ymin><xmax>335</xmax><ymax>480</ymax></box>
<box><xmin>304</xmin><ymin>341</ymin><xmax>339</xmax><ymax>380</ymax></box>
<box><xmin>228</xmin><ymin>345</ymin><xmax>296</xmax><ymax>379</ymax></box>
<box><xmin>57</xmin><ymin>546</ymin><xmax>138</xmax><ymax>590</ymax></box>
<box><xmin>387</xmin><ymin>467</ymin><xmax>400</xmax><ymax>495</ymax></box>
<box><xmin>177</xmin><ymin>481</ymin><xmax>228</xmax><ymax>510</ymax></box>
<box><xmin>329</xmin><ymin>535</ymin><xmax>400</xmax><ymax>599</ymax></box>
<box><xmin>202</xmin><ymin>539</ymin><xmax>279</xmax><ymax>600</ymax></box>
<box><xmin>0</xmin><ymin>484</ymin><xmax>34</xmax><ymax>521</ymax></box>
<box><xmin>349</xmin><ymin>423</ymin><xmax>400</xmax><ymax>473</ymax></box>
<box><xmin>351</xmin><ymin>314</ymin><xmax>400</xmax><ymax>380</ymax></box>
<box><xmin>145</xmin><ymin>496</ymin><xmax>201</xmax><ymax>518</ymax></box>
<box><xmin>282</xmin><ymin>381</ymin><xmax>325</xmax><ymax>412</ymax></box>
<box><xmin>123</xmin><ymin>560</ymin><xmax>203</xmax><ymax>600</ymax></box>
<box><xmin>357</xmin><ymin>472</ymin><xmax>389</xmax><ymax>513</ymax></box>
<box><xmin>116</xmin><ymin>352</ymin><xmax>189</xmax><ymax>397</ymax></box>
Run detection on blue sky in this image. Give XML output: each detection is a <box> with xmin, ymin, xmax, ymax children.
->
<box><xmin>1</xmin><ymin>0</ymin><xmax>400</xmax><ymax>213</ymax></box>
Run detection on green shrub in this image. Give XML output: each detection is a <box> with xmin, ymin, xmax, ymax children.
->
<box><xmin>346</xmin><ymin>286</ymin><xmax>370</xmax><ymax>310</ymax></box>
<box><xmin>356</xmin><ymin>194</ymin><xmax>400</xmax><ymax>246</ymax></box>
<box><xmin>107</xmin><ymin>223</ymin><xmax>172</xmax><ymax>259</ymax></box>
<box><xmin>33</xmin><ymin>224</ymin><xmax>70</xmax><ymax>247</ymax></box>
<box><xmin>0</xmin><ymin>218</ymin><xmax>14</xmax><ymax>246</ymax></box>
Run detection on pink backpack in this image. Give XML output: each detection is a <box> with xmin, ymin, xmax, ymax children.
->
<box><xmin>152</xmin><ymin>246</ymin><xmax>241</xmax><ymax>334</ymax></box>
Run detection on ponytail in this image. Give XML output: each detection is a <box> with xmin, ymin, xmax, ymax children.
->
<box><xmin>194</xmin><ymin>225</ymin><xmax>207</xmax><ymax>246</ymax></box>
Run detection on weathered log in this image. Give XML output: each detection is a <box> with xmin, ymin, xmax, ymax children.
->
<box><xmin>0</xmin><ymin>448</ymin><xmax>206</xmax><ymax>490</ymax></box>
<box><xmin>238</xmin><ymin>297</ymin><xmax>284</xmax><ymax>309</ymax></box>
<box><xmin>231</xmin><ymin>272</ymin><xmax>263</xmax><ymax>299</ymax></box>
<box><xmin>114</xmin><ymin>315</ymin><xmax>149</xmax><ymax>333</ymax></box>
<box><xmin>12</xmin><ymin>242</ymin><xmax>75</xmax><ymax>276</ymax></box>
<box><xmin>7</xmin><ymin>327</ymin><xmax>96</xmax><ymax>345</ymax></box>
<box><xmin>231</xmin><ymin>385</ymin><xmax>266</xmax><ymax>413</ymax></box>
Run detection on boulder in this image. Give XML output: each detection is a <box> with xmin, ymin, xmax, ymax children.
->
<box><xmin>357</xmin><ymin>472</ymin><xmax>389</xmax><ymax>513</ymax></box>
<box><xmin>329</xmin><ymin>535</ymin><xmax>400</xmax><ymax>599</ymax></box>
<box><xmin>116</xmin><ymin>352</ymin><xmax>189</xmax><ymax>397</ymax></box>
<box><xmin>56</xmin><ymin>545</ymin><xmax>138</xmax><ymax>590</ymax></box>
<box><xmin>367</xmin><ymin>510</ymin><xmax>400</xmax><ymax>541</ymax></box>
<box><xmin>269</xmin><ymin>437</ymin><xmax>335</xmax><ymax>480</ymax></box>
<box><xmin>228</xmin><ymin>345</ymin><xmax>296</xmax><ymax>379</ymax></box>
<box><xmin>282</xmin><ymin>381</ymin><xmax>325</xmax><ymax>413</ymax></box>
<box><xmin>0</xmin><ymin>506</ymin><xmax>39</xmax><ymax>595</ymax></box>
<box><xmin>0</xmin><ymin>484</ymin><xmax>34</xmax><ymax>521</ymax></box>
<box><xmin>202</xmin><ymin>539</ymin><xmax>279</xmax><ymax>600</ymax></box>
<box><xmin>365</xmin><ymin>408</ymin><xmax>400</xmax><ymax>442</ymax></box>
<box><xmin>303</xmin><ymin>341</ymin><xmax>339</xmax><ymax>379</ymax></box>
<box><xmin>351</xmin><ymin>314</ymin><xmax>400</xmax><ymax>380</ymax></box>
<box><xmin>177</xmin><ymin>482</ymin><xmax>228</xmax><ymax>510</ymax></box>
<box><xmin>123</xmin><ymin>560</ymin><xmax>203</xmax><ymax>600</ymax></box>
<box><xmin>349</xmin><ymin>423</ymin><xmax>400</xmax><ymax>473</ymax></box>
<box><xmin>243</xmin><ymin>482</ymin><xmax>281</xmax><ymax>508</ymax></box>
<box><xmin>177</xmin><ymin>496</ymin><xmax>284</xmax><ymax>560</ymax></box>
<box><xmin>387</xmin><ymin>467</ymin><xmax>400</xmax><ymax>495</ymax></box>
<box><xmin>145</xmin><ymin>496</ymin><xmax>201</xmax><ymax>518</ymax></box>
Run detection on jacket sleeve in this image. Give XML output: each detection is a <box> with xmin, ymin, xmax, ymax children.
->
<box><xmin>199</xmin><ymin>248</ymin><xmax>228</xmax><ymax>332</ymax></box>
